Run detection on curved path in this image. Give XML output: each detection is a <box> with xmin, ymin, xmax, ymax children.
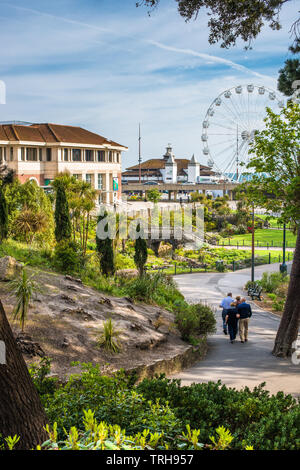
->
<box><xmin>172</xmin><ymin>262</ymin><xmax>299</xmax><ymax>396</ymax></box>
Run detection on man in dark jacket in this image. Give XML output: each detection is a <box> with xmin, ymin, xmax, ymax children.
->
<box><xmin>237</xmin><ymin>298</ymin><xmax>252</xmax><ymax>343</ymax></box>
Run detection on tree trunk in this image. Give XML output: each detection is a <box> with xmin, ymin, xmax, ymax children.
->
<box><xmin>0</xmin><ymin>300</ymin><xmax>49</xmax><ymax>449</ymax></box>
<box><xmin>272</xmin><ymin>227</ymin><xmax>300</xmax><ymax>357</ymax></box>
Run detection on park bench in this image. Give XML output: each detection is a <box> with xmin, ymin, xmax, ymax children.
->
<box><xmin>247</xmin><ymin>283</ymin><xmax>262</xmax><ymax>301</ymax></box>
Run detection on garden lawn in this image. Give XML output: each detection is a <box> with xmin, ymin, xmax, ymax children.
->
<box><xmin>220</xmin><ymin>228</ymin><xmax>296</xmax><ymax>248</ymax></box>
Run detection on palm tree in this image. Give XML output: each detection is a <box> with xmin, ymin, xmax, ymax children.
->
<box><xmin>10</xmin><ymin>268</ymin><xmax>38</xmax><ymax>332</ymax></box>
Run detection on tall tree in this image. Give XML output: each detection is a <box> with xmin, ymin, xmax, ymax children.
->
<box><xmin>134</xmin><ymin>224</ymin><xmax>148</xmax><ymax>275</ymax></box>
<box><xmin>138</xmin><ymin>0</ymin><xmax>299</xmax><ymax>49</ymax></box>
<box><xmin>244</xmin><ymin>102</ymin><xmax>300</xmax><ymax>357</ymax></box>
<box><xmin>0</xmin><ymin>300</ymin><xmax>49</xmax><ymax>449</ymax></box>
<box><xmin>54</xmin><ymin>183</ymin><xmax>72</xmax><ymax>242</ymax></box>
<box><xmin>96</xmin><ymin>211</ymin><xmax>115</xmax><ymax>276</ymax></box>
<box><xmin>278</xmin><ymin>59</ymin><xmax>300</xmax><ymax>96</ymax></box>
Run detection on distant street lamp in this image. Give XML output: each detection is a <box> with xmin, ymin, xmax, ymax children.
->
<box><xmin>251</xmin><ymin>202</ymin><xmax>255</xmax><ymax>282</ymax></box>
<box><xmin>280</xmin><ymin>223</ymin><xmax>287</xmax><ymax>274</ymax></box>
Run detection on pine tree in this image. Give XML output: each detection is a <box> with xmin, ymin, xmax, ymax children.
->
<box><xmin>134</xmin><ymin>224</ymin><xmax>148</xmax><ymax>275</ymax></box>
<box><xmin>54</xmin><ymin>183</ymin><xmax>72</xmax><ymax>242</ymax></box>
<box><xmin>0</xmin><ymin>185</ymin><xmax>8</xmax><ymax>242</ymax></box>
<box><xmin>96</xmin><ymin>211</ymin><xmax>115</xmax><ymax>276</ymax></box>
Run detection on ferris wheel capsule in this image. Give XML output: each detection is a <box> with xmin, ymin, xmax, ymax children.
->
<box><xmin>247</xmin><ymin>84</ymin><xmax>254</xmax><ymax>93</ymax></box>
<box><xmin>235</xmin><ymin>85</ymin><xmax>242</xmax><ymax>94</ymax></box>
<box><xmin>202</xmin><ymin>120</ymin><xmax>209</xmax><ymax>129</ymax></box>
<box><xmin>207</xmin><ymin>158</ymin><xmax>214</xmax><ymax>168</ymax></box>
<box><xmin>215</xmin><ymin>98</ymin><xmax>222</xmax><ymax>106</ymax></box>
<box><xmin>224</xmin><ymin>90</ymin><xmax>231</xmax><ymax>98</ymax></box>
<box><xmin>201</xmin><ymin>134</ymin><xmax>208</xmax><ymax>142</ymax></box>
<box><xmin>208</xmin><ymin>108</ymin><xmax>214</xmax><ymax>116</ymax></box>
<box><xmin>269</xmin><ymin>92</ymin><xmax>276</xmax><ymax>100</ymax></box>
<box><xmin>203</xmin><ymin>148</ymin><xmax>209</xmax><ymax>155</ymax></box>
<box><xmin>258</xmin><ymin>86</ymin><xmax>265</xmax><ymax>95</ymax></box>
<box><xmin>278</xmin><ymin>100</ymin><xmax>284</xmax><ymax>108</ymax></box>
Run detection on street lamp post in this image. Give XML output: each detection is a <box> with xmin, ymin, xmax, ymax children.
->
<box><xmin>251</xmin><ymin>202</ymin><xmax>255</xmax><ymax>283</ymax></box>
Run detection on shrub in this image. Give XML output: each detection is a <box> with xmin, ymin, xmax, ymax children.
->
<box><xmin>97</xmin><ymin>318</ymin><xmax>122</xmax><ymax>353</ymax></box>
<box><xmin>258</xmin><ymin>272</ymin><xmax>288</xmax><ymax>293</ymax></box>
<box><xmin>54</xmin><ymin>240</ymin><xmax>83</xmax><ymax>273</ymax></box>
<box><xmin>175</xmin><ymin>309</ymin><xmax>200</xmax><ymax>341</ymax></box>
<box><xmin>190</xmin><ymin>303</ymin><xmax>216</xmax><ymax>336</ymax></box>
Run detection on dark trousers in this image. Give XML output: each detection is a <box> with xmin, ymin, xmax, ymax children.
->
<box><xmin>222</xmin><ymin>309</ymin><xmax>228</xmax><ymax>331</ymax></box>
<box><xmin>228</xmin><ymin>322</ymin><xmax>238</xmax><ymax>341</ymax></box>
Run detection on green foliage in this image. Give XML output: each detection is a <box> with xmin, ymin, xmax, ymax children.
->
<box><xmin>54</xmin><ymin>183</ymin><xmax>72</xmax><ymax>242</ymax></box>
<box><xmin>137</xmin><ymin>375</ymin><xmax>300</xmax><ymax>450</ymax></box>
<box><xmin>96</xmin><ymin>211</ymin><xmax>115</xmax><ymax>276</ymax></box>
<box><xmin>134</xmin><ymin>231</ymin><xmax>148</xmax><ymax>275</ymax></box>
<box><xmin>5</xmin><ymin>179</ymin><xmax>54</xmax><ymax>245</ymax></box>
<box><xmin>29</xmin><ymin>357</ymin><xmax>58</xmax><ymax>396</ymax></box>
<box><xmin>0</xmin><ymin>185</ymin><xmax>8</xmax><ymax>242</ymax></box>
<box><xmin>278</xmin><ymin>59</ymin><xmax>300</xmax><ymax>97</ymax></box>
<box><xmin>245</xmin><ymin>102</ymin><xmax>300</xmax><ymax>225</ymax></box>
<box><xmin>9</xmin><ymin>267</ymin><xmax>39</xmax><ymax>332</ymax></box>
<box><xmin>138</xmin><ymin>0</ymin><xmax>290</xmax><ymax>49</ymax></box>
<box><xmin>146</xmin><ymin>188</ymin><xmax>161</xmax><ymax>203</ymax></box>
<box><xmin>54</xmin><ymin>240</ymin><xmax>83</xmax><ymax>273</ymax></box>
<box><xmin>97</xmin><ymin>318</ymin><xmax>122</xmax><ymax>353</ymax></box>
<box><xmin>175</xmin><ymin>303</ymin><xmax>216</xmax><ymax>341</ymax></box>
<box><xmin>33</xmin><ymin>361</ymin><xmax>300</xmax><ymax>451</ymax></box>
<box><xmin>258</xmin><ymin>272</ymin><xmax>288</xmax><ymax>294</ymax></box>
<box><xmin>125</xmin><ymin>272</ymin><xmax>184</xmax><ymax>311</ymax></box>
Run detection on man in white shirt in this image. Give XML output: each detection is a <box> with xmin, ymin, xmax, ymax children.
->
<box><xmin>220</xmin><ymin>292</ymin><xmax>234</xmax><ymax>335</ymax></box>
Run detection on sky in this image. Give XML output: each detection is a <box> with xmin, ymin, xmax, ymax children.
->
<box><xmin>0</xmin><ymin>0</ymin><xmax>298</xmax><ymax>170</ymax></box>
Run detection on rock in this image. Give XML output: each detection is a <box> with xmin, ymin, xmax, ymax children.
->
<box><xmin>61</xmin><ymin>337</ymin><xmax>70</xmax><ymax>348</ymax></box>
<box><xmin>115</xmin><ymin>269</ymin><xmax>139</xmax><ymax>279</ymax></box>
<box><xmin>60</xmin><ymin>294</ymin><xmax>76</xmax><ymax>304</ymax></box>
<box><xmin>15</xmin><ymin>333</ymin><xmax>45</xmax><ymax>357</ymax></box>
<box><xmin>65</xmin><ymin>275</ymin><xmax>82</xmax><ymax>284</ymax></box>
<box><xmin>61</xmin><ymin>307</ymin><xmax>94</xmax><ymax>321</ymax></box>
<box><xmin>0</xmin><ymin>256</ymin><xmax>22</xmax><ymax>281</ymax></box>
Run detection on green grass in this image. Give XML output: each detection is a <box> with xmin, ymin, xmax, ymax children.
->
<box><xmin>219</xmin><ymin>228</ymin><xmax>296</xmax><ymax>248</ymax></box>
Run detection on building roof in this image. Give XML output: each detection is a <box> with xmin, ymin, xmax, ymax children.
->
<box><xmin>126</xmin><ymin>158</ymin><xmax>214</xmax><ymax>175</ymax></box>
<box><xmin>0</xmin><ymin>123</ymin><xmax>127</xmax><ymax>148</ymax></box>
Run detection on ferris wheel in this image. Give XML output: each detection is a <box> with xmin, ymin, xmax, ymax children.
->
<box><xmin>201</xmin><ymin>84</ymin><xmax>285</xmax><ymax>182</ymax></box>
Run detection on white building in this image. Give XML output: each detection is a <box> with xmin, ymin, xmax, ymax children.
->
<box><xmin>123</xmin><ymin>144</ymin><xmax>215</xmax><ymax>184</ymax></box>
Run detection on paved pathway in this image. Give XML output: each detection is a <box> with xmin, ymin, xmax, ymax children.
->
<box><xmin>172</xmin><ymin>262</ymin><xmax>300</xmax><ymax>396</ymax></box>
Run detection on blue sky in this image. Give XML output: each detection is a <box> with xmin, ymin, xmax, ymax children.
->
<box><xmin>0</xmin><ymin>0</ymin><xmax>297</xmax><ymax>169</ymax></box>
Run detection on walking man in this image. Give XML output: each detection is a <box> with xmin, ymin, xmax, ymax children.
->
<box><xmin>220</xmin><ymin>292</ymin><xmax>234</xmax><ymax>335</ymax></box>
<box><xmin>237</xmin><ymin>298</ymin><xmax>252</xmax><ymax>343</ymax></box>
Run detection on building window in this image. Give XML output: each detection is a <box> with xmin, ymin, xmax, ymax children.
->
<box><xmin>85</xmin><ymin>150</ymin><xmax>94</xmax><ymax>162</ymax></box>
<box><xmin>72</xmin><ymin>149</ymin><xmax>81</xmax><ymax>161</ymax></box>
<box><xmin>26</xmin><ymin>148</ymin><xmax>37</xmax><ymax>161</ymax></box>
<box><xmin>9</xmin><ymin>147</ymin><xmax>13</xmax><ymax>161</ymax></box>
<box><xmin>21</xmin><ymin>147</ymin><xmax>25</xmax><ymax>161</ymax></box>
<box><xmin>116</xmin><ymin>152</ymin><xmax>120</xmax><ymax>163</ymax></box>
<box><xmin>97</xmin><ymin>174</ymin><xmax>104</xmax><ymax>190</ymax></box>
<box><xmin>86</xmin><ymin>174</ymin><xmax>92</xmax><ymax>185</ymax></box>
<box><xmin>39</xmin><ymin>148</ymin><xmax>43</xmax><ymax>161</ymax></box>
<box><xmin>0</xmin><ymin>148</ymin><xmax>3</xmax><ymax>163</ymax></box>
<box><xmin>97</xmin><ymin>150</ymin><xmax>105</xmax><ymax>162</ymax></box>
<box><xmin>98</xmin><ymin>193</ymin><xmax>103</xmax><ymax>204</ymax></box>
<box><xmin>73</xmin><ymin>174</ymin><xmax>80</xmax><ymax>180</ymax></box>
<box><xmin>46</xmin><ymin>148</ymin><xmax>52</xmax><ymax>161</ymax></box>
<box><xmin>64</xmin><ymin>149</ymin><xmax>68</xmax><ymax>161</ymax></box>
<box><xmin>109</xmin><ymin>151</ymin><xmax>113</xmax><ymax>162</ymax></box>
